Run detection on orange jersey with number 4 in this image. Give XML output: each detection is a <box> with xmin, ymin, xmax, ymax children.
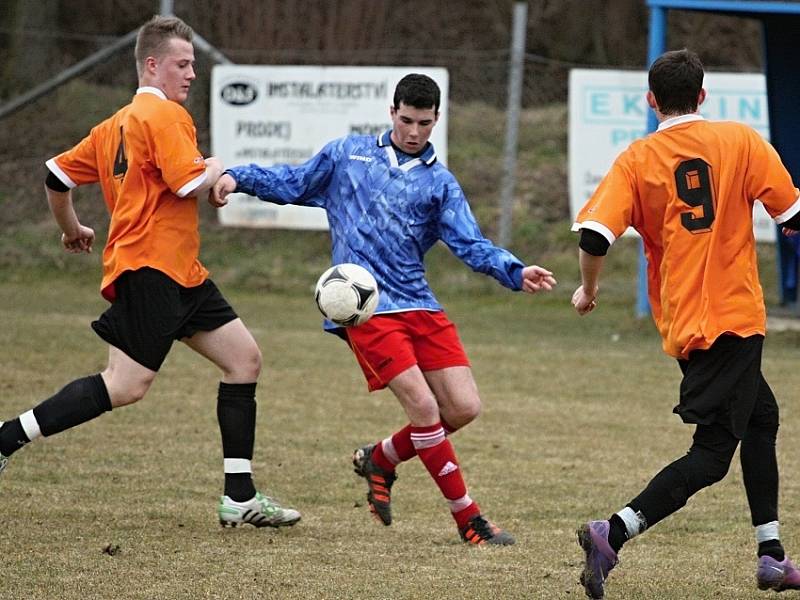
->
<box><xmin>46</xmin><ymin>88</ymin><xmax>208</xmax><ymax>301</ymax></box>
<box><xmin>574</xmin><ymin>115</ymin><xmax>800</xmax><ymax>358</ymax></box>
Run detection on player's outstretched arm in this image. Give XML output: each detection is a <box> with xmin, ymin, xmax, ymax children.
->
<box><xmin>520</xmin><ymin>265</ymin><xmax>557</xmax><ymax>294</ymax></box>
<box><xmin>45</xmin><ymin>185</ymin><xmax>94</xmax><ymax>254</ymax></box>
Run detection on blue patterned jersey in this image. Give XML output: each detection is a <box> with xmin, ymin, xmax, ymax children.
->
<box><xmin>227</xmin><ymin>130</ymin><xmax>525</xmax><ymax>317</ymax></box>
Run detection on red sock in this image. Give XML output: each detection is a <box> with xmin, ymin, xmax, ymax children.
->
<box><xmin>369</xmin><ymin>424</ymin><xmax>415</xmax><ymax>472</ymax></box>
<box><xmin>452</xmin><ymin>502</ymin><xmax>480</xmax><ymax>529</ymax></box>
<box><xmin>390</xmin><ymin>424</ymin><xmax>416</xmax><ymax>462</ymax></box>
<box><xmin>369</xmin><ymin>438</ymin><xmax>397</xmax><ymax>472</ymax></box>
<box><xmin>411</xmin><ymin>423</ymin><xmax>479</xmax><ymax>528</ymax></box>
<box><xmin>440</xmin><ymin>418</ymin><xmax>457</xmax><ymax>435</ymax></box>
<box><xmin>372</xmin><ymin>420</ymin><xmax>461</xmax><ymax>472</ymax></box>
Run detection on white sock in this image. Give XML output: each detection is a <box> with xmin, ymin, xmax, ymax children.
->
<box><xmin>756</xmin><ymin>521</ymin><xmax>780</xmax><ymax>544</ymax></box>
<box><xmin>223</xmin><ymin>458</ymin><xmax>252</xmax><ymax>474</ymax></box>
<box><xmin>19</xmin><ymin>410</ymin><xmax>42</xmax><ymax>442</ymax></box>
<box><xmin>617</xmin><ymin>506</ymin><xmax>647</xmax><ymax>539</ymax></box>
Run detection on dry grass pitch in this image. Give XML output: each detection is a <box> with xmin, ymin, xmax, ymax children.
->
<box><xmin>2</xmin><ymin>264</ymin><xmax>800</xmax><ymax>599</ymax></box>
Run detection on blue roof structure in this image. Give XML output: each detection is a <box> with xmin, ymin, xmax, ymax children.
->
<box><xmin>648</xmin><ymin>1</ymin><xmax>800</xmax><ymax>15</ymax></box>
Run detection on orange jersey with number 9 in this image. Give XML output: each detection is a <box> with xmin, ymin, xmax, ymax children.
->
<box><xmin>574</xmin><ymin>116</ymin><xmax>800</xmax><ymax>358</ymax></box>
<box><xmin>46</xmin><ymin>89</ymin><xmax>208</xmax><ymax>301</ymax></box>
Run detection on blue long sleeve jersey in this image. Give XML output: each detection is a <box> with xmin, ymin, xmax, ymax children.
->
<box><xmin>227</xmin><ymin>130</ymin><xmax>526</xmax><ymax>319</ymax></box>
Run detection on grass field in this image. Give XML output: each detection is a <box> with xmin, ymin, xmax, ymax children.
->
<box><xmin>2</xmin><ymin>241</ymin><xmax>800</xmax><ymax>599</ymax></box>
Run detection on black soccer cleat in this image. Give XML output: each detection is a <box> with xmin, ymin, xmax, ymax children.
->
<box><xmin>459</xmin><ymin>514</ymin><xmax>516</xmax><ymax>546</ymax></box>
<box><xmin>352</xmin><ymin>443</ymin><xmax>397</xmax><ymax>526</ymax></box>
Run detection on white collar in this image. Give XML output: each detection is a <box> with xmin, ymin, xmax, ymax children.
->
<box><xmin>136</xmin><ymin>86</ymin><xmax>167</xmax><ymax>100</ymax></box>
<box><xmin>657</xmin><ymin>113</ymin><xmax>704</xmax><ymax>131</ymax></box>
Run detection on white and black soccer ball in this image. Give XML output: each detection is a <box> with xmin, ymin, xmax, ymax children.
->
<box><xmin>314</xmin><ymin>263</ymin><xmax>379</xmax><ymax>327</ymax></box>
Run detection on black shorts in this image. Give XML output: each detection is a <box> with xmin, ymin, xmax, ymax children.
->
<box><xmin>91</xmin><ymin>268</ymin><xmax>238</xmax><ymax>371</ymax></box>
<box><xmin>674</xmin><ymin>334</ymin><xmax>773</xmax><ymax>438</ymax></box>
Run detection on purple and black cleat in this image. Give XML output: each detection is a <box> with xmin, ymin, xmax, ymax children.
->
<box><xmin>757</xmin><ymin>555</ymin><xmax>800</xmax><ymax>592</ymax></box>
<box><xmin>577</xmin><ymin>520</ymin><xmax>619</xmax><ymax>599</ymax></box>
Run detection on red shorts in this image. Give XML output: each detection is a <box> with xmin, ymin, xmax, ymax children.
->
<box><xmin>346</xmin><ymin>311</ymin><xmax>470</xmax><ymax>391</ymax></box>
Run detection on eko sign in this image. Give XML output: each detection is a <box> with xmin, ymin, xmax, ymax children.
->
<box><xmin>568</xmin><ymin>69</ymin><xmax>775</xmax><ymax>241</ymax></box>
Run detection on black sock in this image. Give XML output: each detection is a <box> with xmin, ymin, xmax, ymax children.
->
<box><xmin>758</xmin><ymin>539</ymin><xmax>785</xmax><ymax>561</ymax></box>
<box><xmin>34</xmin><ymin>374</ymin><xmax>112</xmax><ymax>436</ymax></box>
<box><xmin>225</xmin><ymin>474</ymin><xmax>256</xmax><ymax>502</ymax></box>
<box><xmin>0</xmin><ymin>420</ymin><xmax>29</xmax><ymax>457</ymax></box>
<box><xmin>608</xmin><ymin>514</ymin><xmax>628</xmax><ymax>553</ymax></box>
<box><xmin>0</xmin><ymin>374</ymin><xmax>110</xmax><ymax>457</ymax></box>
<box><xmin>217</xmin><ymin>382</ymin><xmax>257</xmax><ymax>502</ymax></box>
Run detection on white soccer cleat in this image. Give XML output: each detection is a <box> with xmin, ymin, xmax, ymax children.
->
<box><xmin>217</xmin><ymin>491</ymin><xmax>301</xmax><ymax>528</ymax></box>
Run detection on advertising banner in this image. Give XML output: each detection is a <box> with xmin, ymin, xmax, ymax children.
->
<box><xmin>568</xmin><ymin>70</ymin><xmax>774</xmax><ymax>240</ymax></box>
<box><xmin>211</xmin><ymin>66</ymin><xmax>449</xmax><ymax>229</ymax></box>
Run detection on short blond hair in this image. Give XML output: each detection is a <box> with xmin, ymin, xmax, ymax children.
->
<box><xmin>134</xmin><ymin>15</ymin><xmax>193</xmax><ymax>76</ymax></box>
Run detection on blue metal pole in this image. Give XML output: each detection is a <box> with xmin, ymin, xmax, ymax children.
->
<box><xmin>637</xmin><ymin>6</ymin><xmax>667</xmax><ymax>318</ymax></box>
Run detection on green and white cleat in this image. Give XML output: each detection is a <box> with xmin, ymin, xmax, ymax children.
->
<box><xmin>218</xmin><ymin>491</ymin><xmax>301</xmax><ymax>528</ymax></box>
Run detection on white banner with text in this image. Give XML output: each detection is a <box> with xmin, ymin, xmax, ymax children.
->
<box><xmin>211</xmin><ymin>65</ymin><xmax>449</xmax><ymax>229</ymax></box>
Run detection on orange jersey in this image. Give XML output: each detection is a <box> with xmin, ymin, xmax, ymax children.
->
<box><xmin>574</xmin><ymin>115</ymin><xmax>800</xmax><ymax>358</ymax></box>
<box><xmin>46</xmin><ymin>87</ymin><xmax>208</xmax><ymax>301</ymax></box>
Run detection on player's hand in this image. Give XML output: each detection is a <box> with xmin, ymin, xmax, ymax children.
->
<box><xmin>521</xmin><ymin>265</ymin><xmax>557</xmax><ymax>294</ymax></box>
<box><xmin>210</xmin><ymin>173</ymin><xmax>237</xmax><ymax>208</ymax></box>
<box><xmin>572</xmin><ymin>285</ymin><xmax>598</xmax><ymax>315</ymax></box>
<box><xmin>61</xmin><ymin>224</ymin><xmax>94</xmax><ymax>254</ymax></box>
<box><xmin>783</xmin><ymin>227</ymin><xmax>799</xmax><ymax>237</ymax></box>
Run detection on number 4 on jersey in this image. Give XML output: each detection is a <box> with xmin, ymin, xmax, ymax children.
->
<box><xmin>113</xmin><ymin>125</ymin><xmax>128</xmax><ymax>179</ymax></box>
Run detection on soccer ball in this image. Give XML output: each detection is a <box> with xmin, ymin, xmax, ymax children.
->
<box><xmin>314</xmin><ymin>263</ymin><xmax>380</xmax><ymax>327</ymax></box>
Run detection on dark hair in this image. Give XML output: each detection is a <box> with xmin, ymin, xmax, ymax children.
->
<box><xmin>135</xmin><ymin>15</ymin><xmax>194</xmax><ymax>76</ymax></box>
<box><xmin>648</xmin><ymin>49</ymin><xmax>704</xmax><ymax>115</ymax></box>
<box><xmin>393</xmin><ymin>73</ymin><xmax>441</xmax><ymax>112</ymax></box>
